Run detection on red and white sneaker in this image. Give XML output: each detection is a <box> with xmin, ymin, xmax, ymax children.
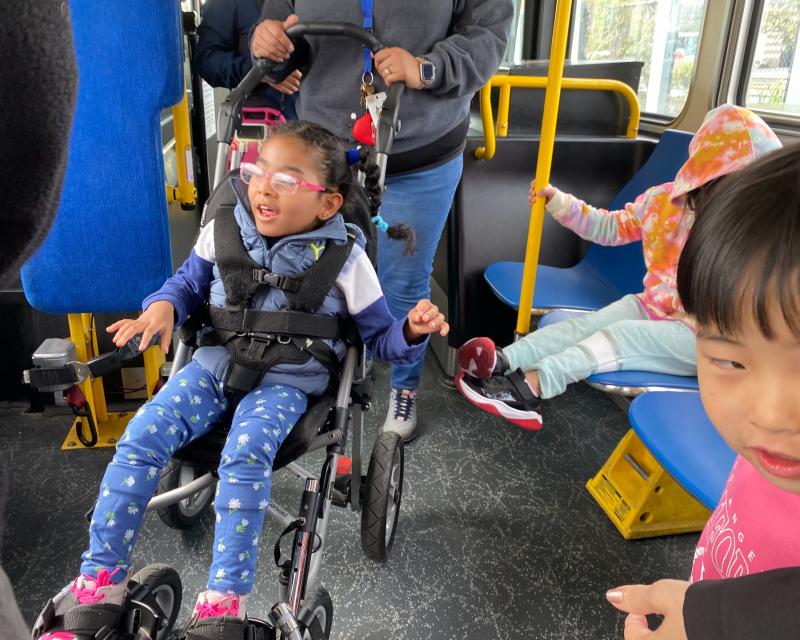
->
<box><xmin>455</xmin><ymin>369</ymin><xmax>543</xmax><ymax>431</ymax></box>
<box><xmin>457</xmin><ymin>337</ymin><xmax>507</xmax><ymax>379</ymax></box>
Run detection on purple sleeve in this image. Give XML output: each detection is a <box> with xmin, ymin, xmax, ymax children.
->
<box><xmin>352</xmin><ymin>297</ymin><xmax>428</xmax><ymax>364</ymax></box>
<box><xmin>142</xmin><ymin>249</ymin><xmax>213</xmax><ymax>325</ymax></box>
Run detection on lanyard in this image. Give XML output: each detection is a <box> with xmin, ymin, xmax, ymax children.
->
<box><xmin>360</xmin><ymin>0</ymin><xmax>373</xmax><ymax>76</ymax></box>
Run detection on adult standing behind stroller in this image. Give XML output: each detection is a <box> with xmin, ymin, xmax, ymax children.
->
<box><xmin>252</xmin><ymin>0</ymin><xmax>513</xmax><ymax>441</ymax></box>
<box><xmin>196</xmin><ymin>0</ymin><xmax>297</xmax><ymax>119</ymax></box>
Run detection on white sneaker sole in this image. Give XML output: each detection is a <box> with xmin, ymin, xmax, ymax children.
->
<box><xmin>455</xmin><ymin>373</ymin><xmax>543</xmax><ymax>431</ymax></box>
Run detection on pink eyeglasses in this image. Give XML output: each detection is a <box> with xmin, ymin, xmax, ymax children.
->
<box><xmin>239</xmin><ymin>162</ymin><xmax>328</xmax><ymax>195</ymax></box>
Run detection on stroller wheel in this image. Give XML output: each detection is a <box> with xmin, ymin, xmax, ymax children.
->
<box><xmin>298</xmin><ymin>586</ymin><xmax>333</xmax><ymax>640</ymax></box>
<box><xmin>360</xmin><ymin>432</ymin><xmax>404</xmax><ymax>562</ymax></box>
<box><xmin>156</xmin><ymin>459</ymin><xmax>214</xmax><ymax>529</ymax></box>
<box><xmin>128</xmin><ymin>564</ymin><xmax>182</xmax><ymax>640</ymax></box>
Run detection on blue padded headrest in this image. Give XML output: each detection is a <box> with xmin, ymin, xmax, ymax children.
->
<box><xmin>22</xmin><ymin>1</ymin><xmax>183</xmax><ymax>313</ymax></box>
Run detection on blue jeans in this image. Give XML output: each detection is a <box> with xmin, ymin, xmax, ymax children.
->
<box><xmin>503</xmin><ymin>295</ymin><xmax>697</xmax><ymax>398</ymax></box>
<box><xmin>377</xmin><ymin>154</ymin><xmax>464</xmax><ymax>390</ymax></box>
<box><xmin>80</xmin><ymin>361</ymin><xmax>306</xmax><ymax>595</ymax></box>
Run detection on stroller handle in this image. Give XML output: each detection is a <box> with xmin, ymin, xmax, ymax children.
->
<box><xmin>213</xmin><ymin>21</ymin><xmax>405</xmax><ymax>189</ymax></box>
<box><xmin>284</xmin><ymin>22</ymin><xmax>383</xmax><ymax>51</ymax></box>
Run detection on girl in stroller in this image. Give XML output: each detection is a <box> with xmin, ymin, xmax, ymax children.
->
<box><xmin>37</xmin><ymin>121</ymin><xmax>449</xmax><ymax>640</ymax></box>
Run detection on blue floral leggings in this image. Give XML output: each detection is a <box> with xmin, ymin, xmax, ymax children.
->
<box><xmin>79</xmin><ymin>361</ymin><xmax>306</xmax><ymax>594</ymax></box>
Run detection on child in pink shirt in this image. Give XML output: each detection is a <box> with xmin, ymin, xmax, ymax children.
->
<box><xmin>606</xmin><ymin>144</ymin><xmax>800</xmax><ymax>639</ymax></box>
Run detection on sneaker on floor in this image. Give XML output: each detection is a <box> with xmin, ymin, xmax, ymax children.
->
<box><xmin>382</xmin><ymin>388</ymin><xmax>418</xmax><ymax>441</ymax></box>
<box><xmin>35</xmin><ymin>568</ymin><xmax>129</xmax><ymax>640</ymax></box>
<box><xmin>457</xmin><ymin>337</ymin><xmax>506</xmax><ymax>378</ymax></box>
<box><xmin>181</xmin><ymin>592</ymin><xmax>248</xmax><ymax>640</ymax></box>
<box><xmin>455</xmin><ymin>369</ymin><xmax>543</xmax><ymax>430</ymax></box>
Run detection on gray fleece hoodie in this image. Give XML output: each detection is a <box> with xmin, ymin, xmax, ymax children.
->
<box><xmin>259</xmin><ymin>0</ymin><xmax>513</xmax><ymax>158</ymax></box>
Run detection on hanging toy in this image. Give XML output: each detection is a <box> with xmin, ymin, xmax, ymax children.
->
<box><xmin>352</xmin><ymin>111</ymin><xmax>375</xmax><ymax>146</ymax></box>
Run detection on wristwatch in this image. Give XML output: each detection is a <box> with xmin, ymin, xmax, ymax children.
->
<box><xmin>417</xmin><ymin>57</ymin><xmax>435</xmax><ymax>89</ymax></box>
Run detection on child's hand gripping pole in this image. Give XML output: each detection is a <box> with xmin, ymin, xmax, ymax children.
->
<box><xmin>515</xmin><ymin>0</ymin><xmax>573</xmax><ymax>337</ymax></box>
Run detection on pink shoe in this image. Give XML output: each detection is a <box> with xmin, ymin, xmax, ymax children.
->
<box><xmin>35</xmin><ymin>568</ymin><xmax>128</xmax><ymax>640</ymax></box>
<box><xmin>458</xmin><ymin>337</ymin><xmax>505</xmax><ymax>378</ymax></box>
<box><xmin>182</xmin><ymin>592</ymin><xmax>248</xmax><ymax>640</ymax></box>
<box><xmin>193</xmin><ymin>592</ymin><xmax>244</xmax><ymax>620</ymax></box>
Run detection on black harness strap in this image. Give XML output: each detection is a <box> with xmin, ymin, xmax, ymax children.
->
<box><xmin>211</xmin><ymin>205</ymin><xmax>357</xmax><ymax>395</ymax></box>
<box><xmin>209</xmin><ymin>308</ymin><xmax>341</xmax><ymax>341</ymax></box>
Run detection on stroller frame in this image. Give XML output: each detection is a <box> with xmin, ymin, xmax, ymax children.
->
<box><xmin>148</xmin><ymin>22</ymin><xmax>406</xmax><ymax>638</ymax></box>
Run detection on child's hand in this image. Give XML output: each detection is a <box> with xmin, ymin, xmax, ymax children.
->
<box><xmin>528</xmin><ymin>181</ymin><xmax>555</xmax><ymax>206</ymax></box>
<box><xmin>106</xmin><ymin>300</ymin><xmax>175</xmax><ymax>355</ymax></box>
<box><xmin>404</xmin><ymin>300</ymin><xmax>449</xmax><ymax>342</ymax></box>
<box><xmin>606</xmin><ymin>580</ymin><xmax>689</xmax><ymax>639</ymax></box>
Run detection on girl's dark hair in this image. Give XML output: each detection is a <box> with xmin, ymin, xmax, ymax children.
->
<box><xmin>677</xmin><ymin>144</ymin><xmax>800</xmax><ymax>338</ymax></box>
<box><xmin>268</xmin><ymin>121</ymin><xmax>415</xmax><ymax>256</ymax></box>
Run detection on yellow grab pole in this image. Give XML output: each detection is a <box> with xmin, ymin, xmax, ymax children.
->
<box><xmin>475</xmin><ymin>84</ymin><xmax>496</xmax><ymax>160</ymax></box>
<box><xmin>497</xmin><ymin>83</ymin><xmax>512</xmax><ymax>137</ymax></box>
<box><xmin>515</xmin><ymin>0</ymin><xmax>573</xmax><ymax>336</ymax></box>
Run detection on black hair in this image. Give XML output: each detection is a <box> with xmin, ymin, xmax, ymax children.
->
<box><xmin>677</xmin><ymin>144</ymin><xmax>800</xmax><ymax>338</ymax></box>
<box><xmin>267</xmin><ymin>120</ymin><xmax>415</xmax><ymax>256</ymax></box>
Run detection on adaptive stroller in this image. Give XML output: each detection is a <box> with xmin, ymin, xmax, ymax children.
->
<box><xmin>26</xmin><ymin>22</ymin><xmax>408</xmax><ymax>640</ymax></box>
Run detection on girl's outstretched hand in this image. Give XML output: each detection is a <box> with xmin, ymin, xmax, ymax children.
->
<box><xmin>606</xmin><ymin>580</ymin><xmax>689</xmax><ymax>640</ymax></box>
<box><xmin>528</xmin><ymin>181</ymin><xmax>556</xmax><ymax>206</ymax></box>
<box><xmin>106</xmin><ymin>300</ymin><xmax>175</xmax><ymax>355</ymax></box>
<box><xmin>405</xmin><ymin>299</ymin><xmax>449</xmax><ymax>342</ymax></box>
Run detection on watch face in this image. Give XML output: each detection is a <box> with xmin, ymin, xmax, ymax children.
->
<box><xmin>421</xmin><ymin>62</ymin><xmax>435</xmax><ymax>82</ymax></box>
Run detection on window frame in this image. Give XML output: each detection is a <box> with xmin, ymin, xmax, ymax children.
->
<box><xmin>566</xmin><ymin>0</ymin><xmax>710</xmax><ymax>122</ymax></box>
<box><xmin>732</xmin><ymin>0</ymin><xmax>800</xmax><ymax>127</ymax></box>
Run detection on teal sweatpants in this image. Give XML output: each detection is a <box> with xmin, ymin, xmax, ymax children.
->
<box><xmin>503</xmin><ymin>295</ymin><xmax>696</xmax><ymax>399</ymax></box>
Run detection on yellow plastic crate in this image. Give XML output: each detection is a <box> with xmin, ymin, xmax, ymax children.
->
<box><xmin>586</xmin><ymin>429</ymin><xmax>711</xmax><ymax>539</ymax></box>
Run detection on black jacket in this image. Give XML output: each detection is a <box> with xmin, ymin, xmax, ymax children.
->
<box><xmin>684</xmin><ymin>568</ymin><xmax>800</xmax><ymax>639</ymax></box>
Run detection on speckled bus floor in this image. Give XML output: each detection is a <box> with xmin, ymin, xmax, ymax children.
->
<box><xmin>0</xmin><ymin>358</ymin><xmax>696</xmax><ymax>639</ymax></box>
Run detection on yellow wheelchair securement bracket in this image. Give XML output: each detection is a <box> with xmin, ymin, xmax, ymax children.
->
<box><xmin>61</xmin><ymin>313</ymin><xmax>165</xmax><ymax>450</ymax></box>
<box><xmin>586</xmin><ymin>429</ymin><xmax>711</xmax><ymax>539</ymax></box>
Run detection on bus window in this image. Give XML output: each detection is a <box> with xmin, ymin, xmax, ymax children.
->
<box><xmin>570</xmin><ymin>0</ymin><xmax>707</xmax><ymax>117</ymax></box>
<box><xmin>744</xmin><ymin>0</ymin><xmax>800</xmax><ymax>115</ymax></box>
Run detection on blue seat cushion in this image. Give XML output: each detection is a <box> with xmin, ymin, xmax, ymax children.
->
<box><xmin>485</xmin><ymin>261</ymin><xmax>622</xmax><ymax>311</ymax></box>
<box><xmin>536</xmin><ymin>310</ymin><xmax>699</xmax><ymax>391</ymax></box>
<box><xmin>629</xmin><ymin>391</ymin><xmax>736</xmax><ymax>509</ymax></box>
<box><xmin>21</xmin><ymin>1</ymin><xmax>182</xmax><ymax>313</ymax></box>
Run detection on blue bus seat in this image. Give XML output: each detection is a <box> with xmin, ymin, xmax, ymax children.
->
<box><xmin>537</xmin><ymin>310</ymin><xmax>699</xmax><ymax>393</ymax></box>
<box><xmin>484</xmin><ymin>129</ymin><xmax>694</xmax><ymax>312</ymax></box>
<box><xmin>21</xmin><ymin>1</ymin><xmax>182</xmax><ymax>313</ymax></box>
<box><xmin>629</xmin><ymin>391</ymin><xmax>736</xmax><ymax>510</ymax></box>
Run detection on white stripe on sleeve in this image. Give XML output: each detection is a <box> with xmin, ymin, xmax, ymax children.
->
<box><xmin>194</xmin><ymin>219</ymin><xmax>216</xmax><ymax>263</ymax></box>
<box><xmin>336</xmin><ymin>247</ymin><xmax>384</xmax><ymax>316</ymax></box>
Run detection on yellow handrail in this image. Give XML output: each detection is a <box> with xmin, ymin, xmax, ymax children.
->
<box><xmin>475</xmin><ymin>76</ymin><xmax>641</xmax><ymax>161</ymax></box>
<box><xmin>514</xmin><ymin>0</ymin><xmax>574</xmax><ymax>336</ymax></box>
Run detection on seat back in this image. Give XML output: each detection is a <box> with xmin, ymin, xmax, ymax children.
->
<box><xmin>21</xmin><ymin>2</ymin><xmax>182</xmax><ymax>313</ymax></box>
<box><xmin>582</xmin><ymin>129</ymin><xmax>694</xmax><ymax>297</ymax></box>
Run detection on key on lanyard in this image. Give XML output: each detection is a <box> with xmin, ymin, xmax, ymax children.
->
<box><xmin>360</xmin><ymin>73</ymin><xmax>376</xmax><ymax>109</ymax></box>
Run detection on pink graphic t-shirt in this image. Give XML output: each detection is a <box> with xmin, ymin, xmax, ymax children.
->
<box><xmin>690</xmin><ymin>456</ymin><xmax>800</xmax><ymax>582</ymax></box>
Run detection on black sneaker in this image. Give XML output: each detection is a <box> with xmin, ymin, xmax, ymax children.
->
<box><xmin>455</xmin><ymin>369</ymin><xmax>543</xmax><ymax>430</ymax></box>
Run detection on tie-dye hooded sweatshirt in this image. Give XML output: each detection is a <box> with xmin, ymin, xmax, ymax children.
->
<box><xmin>545</xmin><ymin>104</ymin><xmax>781</xmax><ymax>321</ymax></box>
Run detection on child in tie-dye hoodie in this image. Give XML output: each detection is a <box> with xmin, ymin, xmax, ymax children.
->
<box><xmin>455</xmin><ymin>104</ymin><xmax>781</xmax><ymax>430</ymax></box>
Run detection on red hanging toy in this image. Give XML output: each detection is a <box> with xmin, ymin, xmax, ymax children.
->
<box><xmin>352</xmin><ymin>111</ymin><xmax>376</xmax><ymax>146</ymax></box>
